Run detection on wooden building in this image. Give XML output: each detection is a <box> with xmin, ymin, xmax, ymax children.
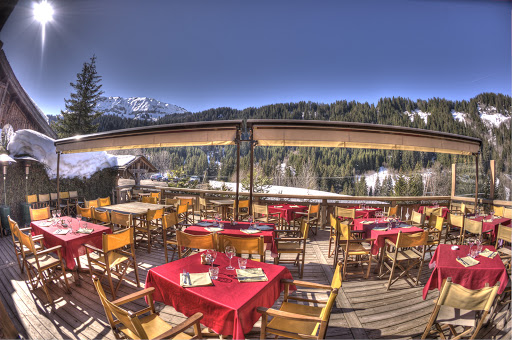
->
<box><xmin>115</xmin><ymin>154</ymin><xmax>157</xmax><ymax>185</ymax></box>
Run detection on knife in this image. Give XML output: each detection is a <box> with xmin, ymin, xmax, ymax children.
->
<box><xmin>457</xmin><ymin>257</ymin><xmax>469</xmax><ymax>266</ymax></box>
<box><xmin>186</xmin><ymin>272</ymin><xmax>192</xmax><ymax>285</ymax></box>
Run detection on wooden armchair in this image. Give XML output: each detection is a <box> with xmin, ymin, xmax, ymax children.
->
<box><xmin>76</xmin><ymin>205</ymin><xmax>93</xmax><ymax>221</ymax></box>
<box><xmin>218</xmin><ymin>234</ymin><xmax>265</xmax><ymax>262</ymax></box>
<box><xmin>495</xmin><ymin>224</ymin><xmax>511</xmax><ymax>262</ymax></box>
<box><xmin>98</xmin><ymin>196</ymin><xmax>112</xmax><ymax>207</ymax></box>
<box><xmin>444</xmin><ymin>213</ymin><xmax>464</xmax><ymax>244</ymax></box>
<box><xmin>274</xmin><ymin>219</ymin><xmax>309</xmax><ymax>278</ymax></box>
<box><xmin>85</xmin><ymin>228</ymin><xmax>140</xmax><ymax>299</ymax></box>
<box><xmin>8</xmin><ymin>216</ymin><xmax>44</xmax><ymax>273</ymax></box>
<box><xmin>176</xmin><ymin>230</ymin><xmax>217</xmax><ymax>259</ymax></box>
<box><xmin>462</xmin><ymin>218</ymin><xmax>491</xmax><ymax>245</ymax></box>
<box><xmin>426</xmin><ymin>215</ymin><xmax>444</xmax><ymax>255</ymax></box>
<box><xmin>29</xmin><ymin>206</ymin><xmax>51</xmax><ymax>221</ymax></box>
<box><xmin>385</xmin><ymin>206</ymin><xmax>398</xmax><ymax>218</ymax></box>
<box><xmin>58</xmin><ymin>191</ymin><xmax>71</xmax><ymax>216</ymax></box>
<box><xmin>229</xmin><ymin>199</ymin><xmax>250</xmax><ymax>221</ymax></box>
<box><xmin>180</xmin><ymin>198</ymin><xmax>195</xmax><ymax>223</ymax></box>
<box><xmin>294</xmin><ymin>204</ymin><xmax>320</xmax><ymax>235</ymax></box>
<box><xmin>92</xmin><ymin>275</ymin><xmax>203</xmax><ymax>340</ymax></box>
<box><xmin>134</xmin><ymin>208</ymin><xmax>164</xmax><ymax>253</ymax></box>
<box><xmin>37</xmin><ymin>194</ymin><xmax>51</xmax><ymax>209</ymax></box>
<box><xmin>253</xmin><ymin>204</ymin><xmax>281</xmax><ymax>228</ymax></box>
<box><xmin>163</xmin><ymin>212</ymin><xmax>180</xmax><ymax>263</ymax></box>
<box><xmin>257</xmin><ymin>261</ymin><xmax>343</xmax><ymax>340</ymax></box>
<box><xmin>142</xmin><ymin>196</ymin><xmax>158</xmax><ymax>204</ymax></box>
<box><xmin>110</xmin><ymin>211</ymin><xmax>132</xmax><ymax>232</ymax></box>
<box><xmin>404</xmin><ymin>210</ymin><xmax>425</xmax><ymax>227</ymax></box>
<box><xmin>85</xmin><ymin>199</ymin><xmax>99</xmax><ymax>208</ymax></box>
<box><xmin>92</xmin><ymin>208</ymin><xmax>112</xmax><ymax>227</ymax></box>
<box><xmin>199</xmin><ymin>197</ymin><xmax>217</xmax><ymax>220</ymax></box>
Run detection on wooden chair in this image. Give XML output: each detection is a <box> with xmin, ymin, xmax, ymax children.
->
<box><xmin>141</xmin><ymin>196</ymin><xmax>158</xmax><ymax>204</ymax></box>
<box><xmin>257</xmin><ymin>261</ymin><xmax>343</xmax><ymax>340</ymax></box>
<box><xmin>274</xmin><ymin>219</ymin><xmax>309</xmax><ymax>278</ymax></box>
<box><xmin>29</xmin><ymin>206</ymin><xmax>51</xmax><ymax>221</ymax></box>
<box><xmin>461</xmin><ymin>218</ymin><xmax>491</xmax><ymax>245</ymax></box>
<box><xmin>421</xmin><ymin>278</ymin><xmax>500</xmax><ymax>340</ymax></box>
<box><xmin>76</xmin><ymin>205</ymin><xmax>93</xmax><ymax>221</ymax></box>
<box><xmin>176</xmin><ymin>230</ymin><xmax>217</xmax><ymax>259</ymax></box>
<box><xmin>134</xmin><ymin>208</ymin><xmax>164</xmax><ymax>253</ymax></box>
<box><xmin>253</xmin><ymin>204</ymin><xmax>281</xmax><ymax>228</ymax></box>
<box><xmin>336</xmin><ymin>207</ymin><xmax>356</xmax><ymax>224</ymax></box>
<box><xmin>386</xmin><ymin>206</ymin><xmax>398</xmax><ymax>217</ymax></box>
<box><xmin>229</xmin><ymin>199</ymin><xmax>249</xmax><ymax>221</ymax></box>
<box><xmin>85</xmin><ymin>228</ymin><xmax>140</xmax><ymax>299</ymax></box>
<box><xmin>493</xmin><ymin>206</ymin><xmax>505</xmax><ymax>218</ymax></box>
<box><xmin>38</xmin><ymin>193</ymin><xmax>51</xmax><ymax>208</ymax></box>
<box><xmin>444</xmin><ymin>213</ymin><xmax>464</xmax><ymax>244</ymax></box>
<box><xmin>18</xmin><ymin>228</ymin><xmax>70</xmax><ymax>303</ymax></box>
<box><xmin>162</xmin><ymin>212</ymin><xmax>180</xmax><ymax>263</ymax></box>
<box><xmin>150</xmin><ymin>192</ymin><xmax>161</xmax><ymax>203</ymax></box>
<box><xmin>379</xmin><ymin>230</ymin><xmax>428</xmax><ymax>290</ymax></box>
<box><xmin>404</xmin><ymin>210</ymin><xmax>425</xmax><ymax>227</ymax></box>
<box><xmin>26</xmin><ymin>194</ymin><xmax>38</xmax><ymax>207</ymax></box>
<box><xmin>110</xmin><ymin>211</ymin><xmax>132</xmax><ymax>232</ymax></box>
<box><xmin>92</xmin><ymin>275</ymin><xmax>203</xmax><ymax>340</ymax></box>
<box><xmin>68</xmin><ymin>190</ymin><xmax>84</xmax><ymax>207</ymax></box>
<box><xmin>294</xmin><ymin>204</ymin><xmax>320</xmax><ymax>235</ymax></box>
<box><xmin>333</xmin><ymin>215</ymin><xmax>374</xmax><ymax>279</ymax></box>
<box><xmin>92</xmin><ymin>208</ymin><xmax>111</xmax><ymax>227</ymax></box>
<box><xmin>495</xmin><ymin>224</ymin><xmax>511</xmax><ymax>262</ymax></box>
<box><xmin>503</xmin><ymin>207</ymin><xmax>512</xmax><ymax>219</ymax></box>
<box><xmin>49</xmin><ymin>192</ymin><xmax>58</xmax><ymax>210</ymax></box>
<box><xmin>218</xmin><ymin>234</ymin><xmax>265</xmax><ymax>262</ymax></box>
<box><xmin>426</xmin><ymin>215</ymin><xmax>445</xmax><ymax>255</ymax></box>
<box><xmin>164</xmin><ymin>198</ymin><xmax>181</xmax><ymax>208</ymax></box>
<box><xmin>329</xmin><ymin>208</ymin><xmax>359</xmax><ymax>258</ymax></box>
<box><xmin>57</xmin><ymin>191</ymin><xmax>72</xmax><ymax>216</ymax></box>
<box><xmin>8</xmin><ymin>216</ymin><xmax>43</xmax><ymax>273</ymax></box>
<box><xmin>180</xmin><ymin>198</ymin><xmax>195</xmax><ymax>223</ymax></box>
<box><xmin>98</xmin><ymin>196</ymin><xmax>111</xmax><ymax>207</ymax></box>
<box><xmin>199</xmin><ymin>197</ymin><xmax>217</xmax><ymax>220</ymax></box>
<box><xmin>85</xmin><ymin>199</ymin><xmax>99</xmax><ymax>208</ymax></box>
<box><xmin>177</xmin><ymin>203</ymin><xmax>189</xmax><ymax>225</ymax></box>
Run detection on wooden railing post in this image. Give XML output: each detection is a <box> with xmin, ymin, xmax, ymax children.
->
<box><xmin>321</xmin><ymin>199</ymin><xmax>328</xmax><ymax>229</ymax></box>
<box><xmin>490</xmin><ymin>160</ymin><xmax>495</xmax><ymax>200</ymax></box>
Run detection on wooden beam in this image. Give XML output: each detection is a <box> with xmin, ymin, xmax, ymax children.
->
<box><xmin>474</xmin><ymin>154</ymin><xmax>479</xmax><ymax>209</ymax></box>
<box><xmin>451</xmin><ymin>163</ymin><xmax>456</xmax><ymax>197</ymax></box>
<box><xmin>490</xmin><ymin>160</ymin><xmax>495</xmax><ymax>200</ymax></box>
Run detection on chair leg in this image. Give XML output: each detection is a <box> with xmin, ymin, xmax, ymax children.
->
<box><xmin>386</xmin><ymin>259</ymin><xmax>397</xmax><ymax>291</ymax></box>
<box><xmin>365</xmin><ymin>254</ymin><xmax>372</xmax><ymax>279</ymax></box>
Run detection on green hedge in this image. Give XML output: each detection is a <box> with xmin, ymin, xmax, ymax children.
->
<box><xmin>1</xmin><ymin>161</ymin><xmax>118</xmax><ymax>223</ymax></box>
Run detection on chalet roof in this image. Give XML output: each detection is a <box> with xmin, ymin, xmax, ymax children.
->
<box><xmin>113</xmin><ymin>154</ymin><xmax>157</xmax><ymax>172</ymax></box>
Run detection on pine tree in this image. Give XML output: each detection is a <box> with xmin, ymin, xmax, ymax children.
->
<box><xmin>394</xmin><ymin>173</ymin><xmax>408</xmax><ymax>197</ymax></box>
<box><xmin>54</xmin><ymin>55</ymin><xmax>104</xmax><ymax>137</ymax></box>
<box><xmin>374</xmin><ymin>176</ymin><xmax>381</xmax><ymax>196</ymax></box>
<box><xmin>408</xmin><ymin>164</ymin><xmax>424</xmax><ymax>196</ymax></box>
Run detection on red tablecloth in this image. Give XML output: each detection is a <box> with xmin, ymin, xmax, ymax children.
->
<box><xmin>369</xmin><ymin>225</ymin><xmax>425</xmax><ymax>255</ymax></box>
<box><xmin>145</xmin><ymin>252</ymin><xmax>294</xmax><ymax>339</ymax></box>
<box><xmin>185</xmin><ymin>220</ymin><xmax>277</xmax><ymax>255</ymax></box>
<box><xmin>418</xmin><ymin>206</ymin><xmax>449</xmax><ymax>219</ymax></box>
<box><xmin>467</xmin><ymin>215</ymin><xmax>511</xmax><ymax>240</ymax></box>
<box><xmin>348</xmin><ymin>206</ymin><xmax>383</xmax><ymax>219</ymax></box>
<box><xmin>31</xmin><ymin>218</ymin><xmax>111</xmax><ymax>269</ymax></box>
<box><xmin>354</xmin><ymin>217</ymin><xmax>404</xmax><ymax>238</ymax></box>
<box><xmin>268</xmin><ymin>204</ymin><xmax>307</xmax><ymax>223</ymax></box>
<box><xmin>423</xmin><ymin>244</ymin><xmax>509</xmax><ymax>299</ymax></box>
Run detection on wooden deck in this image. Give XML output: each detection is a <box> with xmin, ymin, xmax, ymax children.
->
<box><xmin>0</xmin><ymin>226</ymin><xmax>510</xmax><ymax>339</ymax></box>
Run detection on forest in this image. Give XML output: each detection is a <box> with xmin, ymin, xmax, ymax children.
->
<box><xmin>82</xmin><ymin>93</ymin><xmax>512</xmax><ymax>199</ymax></box>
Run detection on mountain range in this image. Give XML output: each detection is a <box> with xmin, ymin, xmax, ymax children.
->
<box><xmin>96</xmin><ymin>96</ymin><xmax>188</xmax><ymax>120</ymax></box>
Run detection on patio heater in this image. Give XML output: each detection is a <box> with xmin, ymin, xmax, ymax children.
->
<box><xmin>0</xmin><ymin>153</ymin><xmax>16</xmax><ymax>236</ymax></box>
<box><xmin>15</xmin><ymin>156</ymin><xmax>38</xmax><ymax>226</ymax></box>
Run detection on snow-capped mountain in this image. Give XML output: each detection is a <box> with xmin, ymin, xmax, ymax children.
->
<box><xmin>96</xmin><ymin>96</ymin><xmax>188</xmax><ymax>121</ymax></box>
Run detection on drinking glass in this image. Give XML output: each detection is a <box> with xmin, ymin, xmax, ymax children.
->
<box><xmin>56</xmin><ymin>209</ymin><xmax>61</xmax><ymax>218</ymax></box>
<box><xmin>209</xmin><ymin>266</ymin><xmax>219</xmax><ymax>280</ymax></box>
<box><xmin>206</xmin><ymin>249</ymin><xmax>217</xmax><ymax>267</ymax></box>
<box><xmin>238</xmin><ymin>258</ymin><xmax>247</xmax><ymax>269</ymax></box>
<box><xmin>225</xmin><ymin>245</ymin><xmax>235</xmax><ymax>270</ymax></box>
<box><xmin>466</xmin><ymin>237</ymin><xmax>475</xmax><ymax>257</ymax></box>
<box><xmin>52</xmin><ymin>210</ymin><xmax>56</xmax><ymax>219</ymax></box>
<box><xmin>476</xmin><ymin>237</ymin><xmax>483</xmax><ymax>253</ymax></box>
<box><xmin>490</xmin><ymin>211</ymin><xmax>495</xmax><ymax>221</ymax></box>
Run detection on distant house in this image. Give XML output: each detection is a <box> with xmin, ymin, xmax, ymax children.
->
<box><xmin>114</xmin><ymin>154</ymin><xmax>157</xmax><ymax>185</ymax></box>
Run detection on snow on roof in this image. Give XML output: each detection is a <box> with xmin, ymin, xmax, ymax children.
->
<box><xmin>7</xmin><ymin>129</ymin><xmax>123</xmax><ymax>179</ymax></box>
<box><xmin>112</xmin><ymin>154</ymin><xmax>136</xmax><ymax>167</ymax></box>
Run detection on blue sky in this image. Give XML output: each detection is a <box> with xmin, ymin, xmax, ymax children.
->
<box><xmin>0</xmin><ymin>0</ymin><xmax>510</xmax><ymax>115</ymax></box>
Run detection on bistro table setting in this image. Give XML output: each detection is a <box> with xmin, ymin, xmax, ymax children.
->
<box><xmin>349</xmin><ymin>204</ymin><xmax>383</xmax><ymax>219</ymax></box>
<box><xmin>145</xmin><ymin>250</ymin><xmax>294</xmax><ymax>339</ymax></box>
<box><xmin>209</xmin><ymin>199</ymin><xmax>235</xmax><ymax>220</ymax></box>
<box><xmin>465</xmin><ymin>212</ymin><xmax>511</xmax><ymax>241</ymax></box>
<box><xmin>423</xmin><ymin>243</ymin><xmax>509</xmax><ymax>299</ymax></box>
<box><xmin>267</xmin><ymin>203</ymin><xmax>307</xmax><ymax>227</ymax></box>
<box><xmin>418</xmin><ymin>204</ymin><xmax>450</xmax><ymax>219</ymax></box>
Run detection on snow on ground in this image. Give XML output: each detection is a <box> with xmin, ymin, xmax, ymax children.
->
<box><xmin>363</xmin><ymin>167</ymin><xmax>395</xmax><ymax>191</ymax></box>
<box><xmin>451</xmin><ymin>110</ymin><xmax>467</xmax><ymax>123</ymax></box>
<box><xmin>479</xmin><ymin>113</ymin><xmax>510</xmax><ymax>128</ymax></box>
<box><xmin>96</xmin><ymin>96</ymin><xmax>188</xmax><ymax>121</ymax></box>
<box><xmin>404</xmin><ymin>109</ymin><xmax>430</xmax><ymax>125</ymax></box>
<box><xmin>7</xmin><ymin>129</ymin><xmax>128</xmax><ymax>179</ymax></box>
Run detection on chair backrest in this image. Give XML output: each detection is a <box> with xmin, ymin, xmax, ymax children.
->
<box><xmin>411</xmin><ymin>210</ymin><xmax>425</xmax><ymax>225</ymax></box>
<box><xmin>464</xmin><ymin>218</ymin><xmax>483</xmax><ymax>235</ymax></box>
<box><xmin>60</xmin><ymin>191</ymin><xmax>70</xmax><ymax>199</ymax></box>
<box><xmin>253</xmin><ymin>204</ymin><xmax>268</xmax><ymax>218</ymax></box>
<box><xmin>424</xmin><ymin>207</ymin><xmax>435</xmax><ymax>217</ymax></box>
<box><xmin>93</xmin><ymin>209</ymin><xmax>111</xmax><ymax>224</ymax></box>
<box><xmin>180</xmin><ymin>198</ymin><xmax>194</xmax><ymax>208</ymax></box>
<box><xmin>163</xmin><ymin>212</ymin><xmax>179</xmax><ymax>230</ymax></box>
<box><xmin>86</xmin><ymin>199</ymin><xmax>99</xmax><ymax>208</ymax></box>
<box><xmin>142</xmin><ymin>196</ymin><xmax>158</xmax><ymax>204</ymax></box>
<box><xmin>150</xmin><ymin>192</ymin><xmax>160</xmax><ymax>199</ymax></box>
<box><xmin>26</xmin><ymin>194</ymin><xmax>38</xmax><ymax>204</ymax></box>
<box><xmin>18</xmin><ymin>229</ymin><xmax>36</xmax><ymax>256</ymax></box>
<box><xmin>98</xmin><ymin>197</ymin><xmax>111</xmax><ymax>206</ymax></box>
<box><xmin>337</xmin><ymin>207</ymin><xmax>355</xmax><ymax>219</ymax></box>
<box><xmin>329</xmin><ymin>213</ymin><xmax>339</xmax><ymax>232</ymax></box>
<box><xmin>331</xmin><ymin>261</ymin><xmax>343</xmax><ymax>290</ymax></box>
<box><xmin>309</xmin><ymin>204</ymin><xmax>320</xmax><ymax>216</ymax></box>
<box><xmin>431</xmin><ymin>207</ymin><xmax>443</xmax><ymax>217</ymax></box>
<box><xmin>177</xmin><ymin>203</ymin><xmax>188</xmax><ymax>215</ymax></box>
<box><xmin>427</xmin><ymin>215</ymin><xmax>444</xmax><ymax>232</ymax></box>
<box><xmin>299</xmin><ymin>218</ymin><xmax>310</xmax><ymax>240</ymax></box>
<box><xmin>39</xmin><ymin>193</ymin><xmax>50</xmax><ymax>203</ymax></box>
<box><xmin>388</xmin><ymin>206</ymin><xmax>398</xmax><ymax>216</ymax></box>
<box><xmin>448</xmin><ymin>213</ymin><xmax>464</xmax><ymax>228</ymax></box>
<box><xmin>103</xmin><ymin>228</ymin><xmax>133</xmax><ymax>252</ymax></box>
<box><xmin>76</xmin><ymin>205</ymin><xmax>93</xmax><ymax>219</ymax></box>
<box><xmin>8</xmin><ymin>216</ymin><xmax>20</xmax><ymax>244</ymax></box>
<box><xmin>30</xmin><ymin>206</ymin><xmax>51</xmax><ymax>221</ymax></box>
<box><xmin>495</xmin><ymin>224</ymin><xmax>512</xmax><ymax>247</ymax></box>
<box><xmin>176</xmin><ymin>230</ymin><xmax>217</xmax><ymax>256</ymax></box>
<box><xmin>460</xmin><ymin>202</ymin><xmax>467</xmax><ymax>215</ymax></box>
<box><xmin>92</xmin><ymin>275</ymin><xmax>148</xmax><ymax>339</ymax></box>
<box><xmin>493</xmin><ymin>206</ymin><xmax>505</xmax><ymax>218</ymax></box>
<box><xmin>69</xmin><ymin>191</ymin><xmax>78</xmax><ymax>199</ymax></box>
<box><xmin>503</xmin><ymin>207</ymin><xmax>512</xmax><ymax>219</ymax></box>
<box><xmin>146</xmin><ymin>208</ymin><xmax>164</xmax><ymax>221</ymax></box>
<box><xmin>238</xmin><ymin>200</ymin><xmax>250</xmax><ymax>209</ymax></box>
<box><xmin>396</xmin><ymin>231</ymin><xmax>428</xmax><ymax>248</ymax></box>
<box><xmin>50</xmin><ymin>192</ymin><xmax>58</xmax><ymax>201</ymax></box>
<box><xmin>111</xmin><ymin>211</ymin><xmax>132</xmax><ymax>228</ymax></box>
<box><xmin>313</xmin><ymin>289</ymin><xmax>339</xmax><ymax>339</ymax></box>
<box><xmin>334</xmin><ymin>218</ymin><xmax>351</xmax><ymax>242</ymax></box>
<box><xmin>218</xmin><ymin>234</ymin><xmax>264</xmax><ymax>260</ymax></box>
<box><xmin>437</xmin><ymin>277</ymin><xmax>499</xmax><ymax>313</ymax></box>
<box><xmin>165</xmin><ymin>198</ymin><xmax>181</xmax><ymax>207</ymax></box>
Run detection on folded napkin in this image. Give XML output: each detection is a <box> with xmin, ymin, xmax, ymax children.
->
<box><xmin>479</xmin><ymin>249</ymin><xmax>498</xmax><ymax>259</ymax></box>
<box><xmin>289</xmin><ymin>205</ymin><xmax>299</xmax><ymax>208</ymax></box>
<box><xmin>76</xmin><ymin>228</ymin><xmax>94</xmax><ymax>234</ymax></box>
<box><xmin>241</xmin><ymin>229</ymin><xmax>260</xmax><ymax>234</ymax></box>
<box><xmin>253</xmin><ymin>225</ymin><xmax>273</xmax><ymax>231</ymax></box>
<box><xmin>180</xmin><ymin>272</ymin><xmax>213</xmax><ymax>287</ymax></box>
<box><xmin>273</xmin><ymin>206</ymin><xmax>283</xmax><ymax>208</ymax></box>
<box><xmin>38</xmin><ymin>221</ymin><xmax>53</xmax><ymax>227</ymax></box>
<box><xmin>53</xmin><ymin>229</ymin><xmax>70</xmax><ymax>235</ymax></box>
<box><xmin>196</xmin><ymin>222</ymin><xmax>214</xmax><ymax>227</ymax></box>
<box><xmin>356</xmin><ymin>209</ymin><xmax>363</xmax><ymax>211</ymax></box>
<box><xmin>361</xmin><ymin>221</ymin><xmax>374</xmax><ymax>224</ymax></box>
<box><xmin>456</xmin><ymin>256</ymin><xmax>480</xmax><ymax>267</ymax></box>
<box><xmin>483</xmin><ymin>219</ymin><xmax>493</xmax><ymax>223</ymax></box>
<box><xmin>236</xmin><ymin>268</ymin><xmax>268</xmax><ymax>282</ymax></box>
<box><xmin>205</xmin><ymin>227</ymin><xmax>223</xmax><ymax>232</ymax></box>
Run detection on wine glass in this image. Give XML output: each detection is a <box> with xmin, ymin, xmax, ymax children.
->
<box><xmin>225</xmin><ymin>245</ymin><xmax>235</xmax><ymax>270</ymax></box>
<box><xmin>490</xmin><ymin>210</ymin><xmax>495</xmax><ymax>221</ymax></box>
<box><xmin>76</xmin><ymin>214</ymin><xmax>82</xmax><ymax>230</ymax></box>
<box><xmin>51</xmin><ymin>209</ymin><xmax>56</xmax><ymax>220</ymax></box>
<box><xmin>56</xmin><ymin>209</ymin><xmax>61</xmax><ymax>218</ymax></box>
<box><xmin>466</xmin><ymin>237</ymin><xmax>475</xmax><ymax>257</ymax></box>
<box><xmin>206</xmin><ymin>249</ymin><xmax>217</xmax><ymax>268</ymax></box>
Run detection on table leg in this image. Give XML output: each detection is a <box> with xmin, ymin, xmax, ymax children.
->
<box><xmin>75</xmin><ymin>257</ymin><xmax>82</xmax><ymax>286</ymax></box>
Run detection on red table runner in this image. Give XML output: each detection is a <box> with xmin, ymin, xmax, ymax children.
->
<box><xmin>145</xmin><ymin>252</ymin><xmax>294</xmax><ymax>339</ymax></box>
<box><xmin>185</xmin><ymin>220</ymin><xmax>277</xmax><ymax>255</ymax></box>
<box><xmin>467</xmin><ymin>215</ymin><xmax>511</xmax><ymax>240</ymax></box>
<box><xmin>418</xmin><ymin>206</ymin><xmax>449</xmax><ymax>219</ymax></box>
<box><xmin>423</xmin><ymin>244</ymin><xmax>509</xmax><ymax>299</ymax></box>
<box><xmin>31</xmin><ymin>218</ymin><xmax>111</xmax><ymax>269</ymax></box>
<box><xmin>369</xmin><ymin>224</ymin><xmax>425</xmax><ymax>255</ymax></box>
<box><xmin>268</xmin><ymin>204</ymin><xmax>307</xmax><ymax>223</ymax></box>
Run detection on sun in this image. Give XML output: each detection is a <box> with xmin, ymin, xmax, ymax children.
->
<box><xmin>33</xmin><ymin>0</ymin><xmax>54</xmax><ymax>25</ymax></box>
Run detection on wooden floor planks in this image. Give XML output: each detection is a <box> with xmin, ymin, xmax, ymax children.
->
<box><xmin>0</xmin><ymin>224</ymin><xmax>509</xmax><ymax>339</ymax></box>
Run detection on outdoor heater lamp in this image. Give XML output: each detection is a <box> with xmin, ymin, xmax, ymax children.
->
<box><xmin>0</xmin><ymin>153</ymin><xmax>16</xmax><ymax>206</ymax></box>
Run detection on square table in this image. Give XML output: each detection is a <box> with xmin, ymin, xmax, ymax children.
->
<box><xmin>210</xmin><ymin>199</ymin><xmax>235</xmax><ymax>220</ymax></box>
<box><xmin>97</xmin><ymin>202</ymin><xmax>175</xmax><ymax>217</ymax></box>
<box><xmin>145</xmin><ymin>252</ymin><xmax>294</xmax><ymax>339</ymax></box>
<box><xmin>418</xmin><ymin>205</ymin><xmax>450</xmax><ymax>219</ymax></box>
<box><xmin>268</xmin><ymin>204</ymin><xmax>307</xmax><ymax>225</ymax></box>
<box><xmin>31</xmin><ymin>218</ymin><xmax>111</xmax><ymax>270</ymax></box>
<box><xmin>185</xmin><ymin>220</ymin><xmax>277</xmax><ymax>255</ymax></box>
<box><xmin>369</xmin><ymin>224</ymin><xmax>425</xmax><ymax>256</ymax></box>
<box><xmin>349</xmin><ymin>206</ymin><xmax>383</xmax><ymax>219</ymax></box>
<box><xmin>423</xmin><ymin>244</ymin><xmax>509</xmax><ymax>299</ymax></box>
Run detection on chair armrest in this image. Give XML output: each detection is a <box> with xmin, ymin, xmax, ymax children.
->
<box><xmin>37</xmin><ymin>245</ymin><xmax>63</xmax><ymax>256</ymax></box>
<box><xmin>112</xmin><ymin>287</ymin><xmax>156</xmax><ymax>305</ymax></box>
<box><xmin>19</xmin><ymin>227</ymin><xmax>32</xmax><ymax>232</ymax></box>
<box><xmin>154</xmin><ymin>312</ymin><xmax>203</xmax><ymax>340</ymax></box>
<box><xmin>385</xmin><ymin>239</ymin><xmax>396</xmax><ymax>247</ymax></box>
<box><xmin>281</xmin><ymin>278</ymin><xmax>332</xmax><ymax>290</ymax></box>
<box><xmin>275</xmin><ymin>237</ymin><xmax>301</xmax><ymax>242</ymax></box>
<box><xmin>257</xmin><ymin>307</ymin><xmax>322</xmax><ymax>323</ymax></box>
<box><xmin>83</xmin><ymin>243</ymin><xmax>104</xmax><ymax>254</ymax></box>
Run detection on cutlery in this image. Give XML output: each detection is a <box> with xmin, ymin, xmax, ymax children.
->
<box><xmin>186</xmin><ymin>272</ymin><xmax>192</xmax><ymax>285</ymax></box>
<box><xmin>457</xmin><ymin>257</ymin><xmax>469</xmax><ymax>266</ymax></box>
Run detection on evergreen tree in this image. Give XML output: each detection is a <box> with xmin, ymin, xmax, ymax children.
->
<box><xmin>408</xmin><ymin>164</ymin><xmax>424</xmax><ymax>196</ymax></box>
<box><xmin>54</xmin><ymin>55</ymin><xmax>104</xmax><ymax>137</ymax></box>
<box><xmin>374</xmin><ymin>176</ymin><xmax>381</xmax><ymax>196</ymax></box>
<box><xmin>394</xmin><ymin>173</ymin><xmax>408</xmax><ymax>197</ymax></box>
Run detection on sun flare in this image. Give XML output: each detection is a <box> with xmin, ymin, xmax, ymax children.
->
<box><xmin>33</xmin><ymin>0</ymin><xmax>54</xmax><ymax>24</ymax></box>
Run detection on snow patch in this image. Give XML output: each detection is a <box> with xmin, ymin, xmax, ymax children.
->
<box><xmin>451</xmin><ymin>110</ymin><xmax>467</xmax><ymax>124</ymax></box>
<box><xmin>480</xmin><ymin>113</ymin><xmax>510</xmax><ymax>128</ymax></box>
<box><xmin>364</xmin><ymin>167</ymin><xmax>395</xmax><ymax>191</ymax></box>
<box><xmin>404</xmin><ymin>109</ymin><xmax>430</xmax><ymax>125</ymax></box>
<box><xmin>209</xmin><ymin>180</ymin><xmax>343</xmax><ymax>197</ymax></box>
